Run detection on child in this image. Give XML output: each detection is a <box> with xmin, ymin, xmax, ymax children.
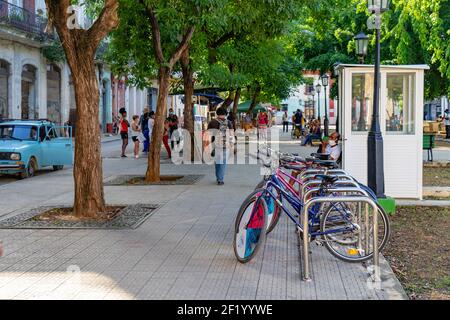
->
<box><xmin>131</xmin><ymin>115</ymin><xmax>141</xmax><ymax>159</ymax></box>
<box><xmin>119</xmin><ymin>111</ymin><xmax>130</xmax><ymax>158</ymax></box>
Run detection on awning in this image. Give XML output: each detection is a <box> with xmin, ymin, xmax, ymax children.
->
<box><xmin>237</xmin><ymin>101</ymin><xmax>267</xmax><ymax>114</ymax></box>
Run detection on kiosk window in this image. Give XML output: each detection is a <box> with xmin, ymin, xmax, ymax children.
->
<box><xmin>386</xmin><ymin>73</ymin><xmax>415</xmax><ymax>134</ymax></box>
<box><xmin>351</xmin><ymin>73</ymin><xmax>373</xmax><ymax>132</ymax></box>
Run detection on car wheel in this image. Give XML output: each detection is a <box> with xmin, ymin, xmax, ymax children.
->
<box><xmin>19</xmin><ymin>158</ymin><xmax>37</xmax><ymax>179</ymax></box>
<box><xmin>53</xmin><ymin>165</ymin><xmax>64</xmax><ymax>171</ymax></box>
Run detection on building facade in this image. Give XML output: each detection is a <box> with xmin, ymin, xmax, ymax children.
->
<box><xmin>0</xmin><ymin>0</ymin><xmax>157</xmax><ymax>133</ymax></box>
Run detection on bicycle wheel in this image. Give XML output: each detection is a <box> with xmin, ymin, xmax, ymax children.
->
<box><xmin>264</xmin><ymin>185</ymin><xmax>282</xmax><ymax>234</ymax></box>
<box><xmin>320</xmin><ymin>201</ymin><xmax>390</xmax><ymax>263</ymax></box>
<box><xmin>233</xmin><ymin>190</ymin><xmax>268</xmax><ymax>263</ymax></box>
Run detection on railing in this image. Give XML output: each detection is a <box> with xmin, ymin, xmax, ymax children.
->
<box><xmin>0</xmin><ymin>0</ymin><xmax>49</xmax><ymax>37</ymax></box>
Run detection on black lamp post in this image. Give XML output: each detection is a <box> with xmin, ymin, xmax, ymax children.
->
<box><xmin>334</xmin><ymin>64</ymin><xmax>340</xmax><ymax>133</ymax></box>
<box><xmin>367</xmin><ymin>0</ymin><xmax>389</xmax><ymax>198</ymax></box>
<box><xmin>311</xmin><ymin>88</ymin><xmax>316</xmax><ymax>120</ymax></box>
<box><xmin>321</xmin><ymin>74</ymin><xmax>329</xmax><ymax>136</ymax></box>
<box><xmin>315</xmin><ymin>83</ymin><xmax>321</xmax><ymax>124</ymax></box>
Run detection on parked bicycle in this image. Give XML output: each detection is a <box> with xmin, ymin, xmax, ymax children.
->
<box><xmin>233</xmin><ymin>151</ymin><xmax>390</xmax><ymax>265</ymax></box>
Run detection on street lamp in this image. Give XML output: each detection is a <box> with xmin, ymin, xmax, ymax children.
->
<box><xmin>321</xmin><ymin>74</ymin><xmax>329</xmax><ymax>136</ymax></box>
<box><xmin>367</xmin><ymin>0</ymin><xmax>389</xmax><ymax>198</ymax></box>
<box><xmin>311</xmin><ymin>88</ymin><xmax>316</xmax><ymax>120</ymax></box>
<box><xmin>315</xmin><ymin>83</ymin><xmax>321</xmax><ymax>124</ymax></box>
<box><xmin>354</xmin><ymin>32</ymin><xmax>369</xmax><ymax>63</ymax></box>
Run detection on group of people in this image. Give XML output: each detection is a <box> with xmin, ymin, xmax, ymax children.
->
<box><xmin>117</xmin><ymin>107</ymin><xmax>179</xmax><ymax>159</ymax></box>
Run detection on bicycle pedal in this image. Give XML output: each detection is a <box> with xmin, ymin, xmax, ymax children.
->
<box><xmin>314</xmin><ymin>239</ymin><xmax>324</xmax><ymax>246</ymax></box>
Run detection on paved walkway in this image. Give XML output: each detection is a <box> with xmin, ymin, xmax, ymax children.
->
<box><xmin>0</xmin><ymin>129</ymin><xmax>406</xmax><ymax>300</ymax></box>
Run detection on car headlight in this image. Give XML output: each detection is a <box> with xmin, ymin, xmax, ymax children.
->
<box><xmin>10</xmin><ymin>153</ymin><xmax>21</xmax><ymax>161</ymax></box>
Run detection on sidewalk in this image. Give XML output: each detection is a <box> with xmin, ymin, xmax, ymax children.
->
<box><xmin>0</xmin><ymin>129</ymin><xmax>407</xmax><ymax>300</ymax></box>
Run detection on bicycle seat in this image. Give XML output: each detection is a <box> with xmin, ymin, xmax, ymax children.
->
<box><xmin>314</xmin><ymin>174</ymin><xmax>339</xmax><ymax>184</ymax></box>
<box><xmin>310</xmin><ymin>153</ymin><xmax>330</xmax><ymax>160</ymax></box>
<box><xmin>305</xmin><ymin>158</ymin><xmax>338</xmax><ymax>169</ymax></box>
<box><xmin>282</xmin><ymin>164</ymin><xmax>303</xmax><ymax>171</ymax></box>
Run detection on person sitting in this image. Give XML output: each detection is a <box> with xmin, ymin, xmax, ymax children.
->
<box><xmin>321</xmin><ymin>132</ymin><xmax>342</xmax><ymax>162</ymax></box>
<box><xmin>302</xmin><ymin>119</ymin><xmax>321</xmax><ymax>146</ymax></box>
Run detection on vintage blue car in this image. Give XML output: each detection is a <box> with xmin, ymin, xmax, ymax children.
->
<box><xmin>0</xmin><ymin>120</ymin><xmax>73</xmax><ymax>179</ymax></box>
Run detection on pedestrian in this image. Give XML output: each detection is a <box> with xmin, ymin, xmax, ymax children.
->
<box><xmin>282</xmin><ymin>111</ymin><xmax>289</xmax><ymax>133</ymax></box>
<box><xmin>119</xmin><ymin>110</ymin><xmax>130</xmax><ymax>158</ymax></box>
<box><xmin>131</xmin><ymin>115</ymin><xmax>141</xmax><ymax>159</ymax></box>
<box><xmin>206</xmin><ymin>107</ymin><xmax>234</xmax><ymax>185</ymax></box>
<box><xmin>257</xmin><ymin>111</ymin><xmax>269</xmax><ymax>141</ymax></box>
<box><xmin>167</xmin><ymin>108</ymin><xmax>179</xmax><ymax>149</ymax></box>
<box><xmin>140</xmin><ymin>107</ymin><xmax>150</xmax><ymax>153</ymax></box>
<box><xmin>163</xmin><ymin>119</ymin><xmax>172</xmax><ymax>159</ymax></box>
<box><xmin>443</xmin><ymin>109</ymin><xmax>450</xmax><ymax>139</ymax></box>
<box><xmin>148</xmin><ymin>111</ymin><xmax>155</xmax><ymax>146</ymax></box>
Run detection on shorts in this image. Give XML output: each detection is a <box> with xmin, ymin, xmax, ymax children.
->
<box><xmin>120</xmin><ymin>132</ymin><xmax>129</xmax><ymax>140</ymax></box>
<box><xmin>132</xmin><ymin>136</ymin><xmax>138</xmax><ymax>142</ymax></box>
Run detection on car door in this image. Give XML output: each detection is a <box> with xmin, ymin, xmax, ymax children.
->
<box><xmin>41</xmin><ymin>125</ymin><xmax>73</xmax><ymax>166</ymax></box>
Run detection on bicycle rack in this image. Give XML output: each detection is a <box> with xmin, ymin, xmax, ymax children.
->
<box><xmin>300</xmin><ymin>195</ymin><xmax>380</xmax><ymax>282</ymax></box>
<box><xmin>298</xmin><ymin>169</ymin><xmax>348</xmax><ymax>181</ymax></box>
<box><xmin>301</xmin><ymin>179</ymin><xmax>361</xmax><ymax>198</ymax></box>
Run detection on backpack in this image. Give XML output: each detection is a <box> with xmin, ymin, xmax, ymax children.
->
<box><xmin>218</xmin><ymin>119</ymin><xmax>231</xmax><ymax>149</ymax></box>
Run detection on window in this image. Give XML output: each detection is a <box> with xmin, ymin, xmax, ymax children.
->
<box><xmin>386</xmin><ymin>73</ymin><xmax>415</xmax><ymax>134</ymax></box>
<box><xmin>0</xmin><ymin>125</ymin><xmax>37</xmax><ymax>141</ymax></box>
<box><xmin>351</xmin><ymin>73</ymin><xmax>373</xmax><ymax>132</ymax></box>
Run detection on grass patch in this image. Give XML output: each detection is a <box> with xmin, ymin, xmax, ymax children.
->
<box><xmin>423</xmin><ymin>166</ymin><xmax>450</xmax><ymax>186</ymax></box>
<box><xmin>383</xmin><ymin>206</ymin><xmax>450</xmax><ymax>300</ymax></box>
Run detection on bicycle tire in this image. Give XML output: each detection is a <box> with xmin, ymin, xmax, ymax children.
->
<box><xmin>233</xmin><ymin>190</ymin><xmax>268</xmax><ymax>263</ymax></box>
<box><xmin>320</xmin><ymin>201</ymin><xmax>390</xmax><ymax>263</ymax></box>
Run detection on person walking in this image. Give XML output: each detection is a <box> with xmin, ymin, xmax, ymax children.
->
<box><xmin>131</xmin><ymin>115</ymin><xmax>141</xmax><ymax>159</ymax></box>
<box><xmin>119</xmin><ymin>110</ymin><xmax>130</xmax><ymax>158</ymax></box>
<box><xmin>282</xmin><ymin>111</ymin><xmax>289</xmax><ymax>133</ymax></box>
<box><xmin>257</xmin><ymin>111</ymin><xmax>269</xmax><ymax>141</ymax></box>
<box><xmin>140</xmin><ymin>107</ymin><xmax>150</xmax><ymax>154</ymax></box>
<box><xmin>167</xmin><ymin>108</ymin><xmax>179</xmax><ymax>149</ymax></box>
<box><xmin>162</xmin><ymin>119</ymin><xmax>172</xmax><ymax>159</ymax></box>
<box><xmin>444</xmin><ymin>109</ymin><xmax>450</xmax><ymax>139</ymax></box>
<box><xmin>206</xmin><ymin>107</ymin><xmax>234</xmax><ymax>185</ymax></box>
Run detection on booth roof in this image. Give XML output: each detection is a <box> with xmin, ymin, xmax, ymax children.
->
<box><xmin>334</xmin><ymin>63</ymin><xmax>430</xmax><ymax>72</ymax></box>
<box><xmin>237</xmin><ymin>101</ymin><xmax>267</xmax><ymax>113</ymax></box>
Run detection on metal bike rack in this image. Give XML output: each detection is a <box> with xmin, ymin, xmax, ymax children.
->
<box><xmin>299</xmin><ymin>169</ymin><xmax>347</xmax><ymax>180</ymax></box>
<box><xmin>301</xmin><ymin>173</ymin><xmax>355</xmax><ymax>184</ymax></box>
<box><xmin>300</xmin><ymin>195</ymin><xmax>380</xmax><ymax>282</ymax></box>
<box><xmin>302</xmin><ymin>186</ymin><xmax>372</xmax><ymax>202</ymax></box>
<box><xmin>300</xmin><ymin>179</ymin><xmax>361</xmax><ymax>198</ymax></box>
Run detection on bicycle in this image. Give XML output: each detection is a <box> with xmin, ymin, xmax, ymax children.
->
<box><xmin>233</xmin><ymin>154</ymin><xmax>390</xmax><ymax>264</ymax></box>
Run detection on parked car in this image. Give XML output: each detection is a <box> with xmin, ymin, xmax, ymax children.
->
<box><xmin>0</xmin><ymin>120</ymin><xmax>73</xmax><ymax>179</ymax></box>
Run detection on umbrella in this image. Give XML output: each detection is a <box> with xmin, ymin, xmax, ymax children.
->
<box><xmin>237</xmin><ymin>101</ymin><xmax>267</xmax><ymax>114</ymax></box>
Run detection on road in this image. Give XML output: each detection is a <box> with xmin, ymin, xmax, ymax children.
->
<box><xmin>0</xmin><ymin>138</ymin><xmax>123</xmax><ymax>186</ymax></box>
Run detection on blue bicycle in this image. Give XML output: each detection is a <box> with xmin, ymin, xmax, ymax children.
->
<box><xmin>233</xmin><ymin>167</ymin><xmax>390</xmax><ymax>263</ymax></box>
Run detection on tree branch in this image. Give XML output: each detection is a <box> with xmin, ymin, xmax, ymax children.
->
<box><xmin>87</xmin><ymin>0</ymin><xmax>120</xmax><ymax>50</ymax></box>
<box><xmin>139</xmin><ymin>0</ymin><xmax>165</xmax><ymax>65</ymax></box>
<box><xmin>168</xmin><ymin>26</ymin><xmax>196</xmax><ymax>69</ymax></box>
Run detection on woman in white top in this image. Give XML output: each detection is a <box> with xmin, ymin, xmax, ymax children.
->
<box><xmin>131</xmin><ymin>115</ymin><xmax>141</xmax><ymax>159</ymax></box>
<box><xmin>147</xmin><ymin>111</ymin><xmax>155</xmax><ymax>147</ymax></box>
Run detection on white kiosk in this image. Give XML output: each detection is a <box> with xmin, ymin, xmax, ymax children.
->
<box><xmin>335</xmin><ymin>64</ymin><xmax>429</xmax><ymax>199</ymax></box>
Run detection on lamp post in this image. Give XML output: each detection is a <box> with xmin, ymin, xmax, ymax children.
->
<box><xmin>321</xmin><ymin>74</ymin><xmax>329</xmax><ymax>136</ymax></box>
<box><xmin>315</xmin><ymin>83</ymin><xmax>321</xmax><ymax>124</ymax></box>
<box><xmin>367</xmin><ymin>0</ymin><xmax>389</xmax><ymax>198</ymax></box>
<box><xmin>334</xmin><ymin>63</ymin><xmax>340</xmax><ymax>133</ymax></box>
<box><xmin>311</xmin><ymin>88</ymin><xmax>316</xmax><ymax>120</ymax></box>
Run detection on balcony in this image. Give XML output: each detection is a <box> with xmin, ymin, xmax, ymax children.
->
<box><xmin>0</xmin><ymin>0</ymin><xmax>50</xmax><ymax>38</ymax></box>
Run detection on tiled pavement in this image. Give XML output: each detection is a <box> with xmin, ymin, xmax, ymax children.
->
<box><xmin>0</xmin><ymin>131</ymin><xmax>407</xmax><ymax>300</ymax></box>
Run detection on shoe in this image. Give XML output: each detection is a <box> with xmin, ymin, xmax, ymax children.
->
<box><xmin>135</xmin><ymin>155</ymin><xmax>139</xmax><ymax>159</ymax></box>
<box><xmin>121</xmin><ymin>155</ymin><xmax>127</xmax><ymax>158</ymax></box>
<box><xmin>217</xmin><ymin>181</ymin><xmax>224</xmax><ymax>185</ymax></box>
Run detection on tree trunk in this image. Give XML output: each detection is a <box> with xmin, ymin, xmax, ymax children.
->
<box><xmin>146</xmin><ymin>67</ymin><xmax>171</xmax><ymax>182</ymax></box>
<box><xmin>181</xmin><ymin>48</ymin><xmax>196</xmax><ymax>162</ymax></box>
<box><xmin>232</xmin><ymin>87</ymin><xmax>241</xmax><ymax>126</ymax></box>
<box><xmin>222</xmin><ymin>90</ymin><xmax>235</xmax><ymax>109</ymax></box>
<box><xmin>247</xmin><ymin>85</ymin><xmax>261</xmax><ymax>115</ymax></box>
<box><xmin>71</xmin><ymin>60</ymin><xmax>105</xmax><ymax>217</ymax></box>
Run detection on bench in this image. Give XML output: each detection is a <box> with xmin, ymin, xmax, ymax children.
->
<box><xmin>423</xmin><ymin>133</ymin><xmax>435</xmax><ymax>162</ymax></box>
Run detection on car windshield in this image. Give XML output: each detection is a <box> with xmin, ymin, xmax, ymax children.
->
<box><xmin>0</xmin><ymin>125</ymin><xmax>38</xmax><ymax>141</ymax></box>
